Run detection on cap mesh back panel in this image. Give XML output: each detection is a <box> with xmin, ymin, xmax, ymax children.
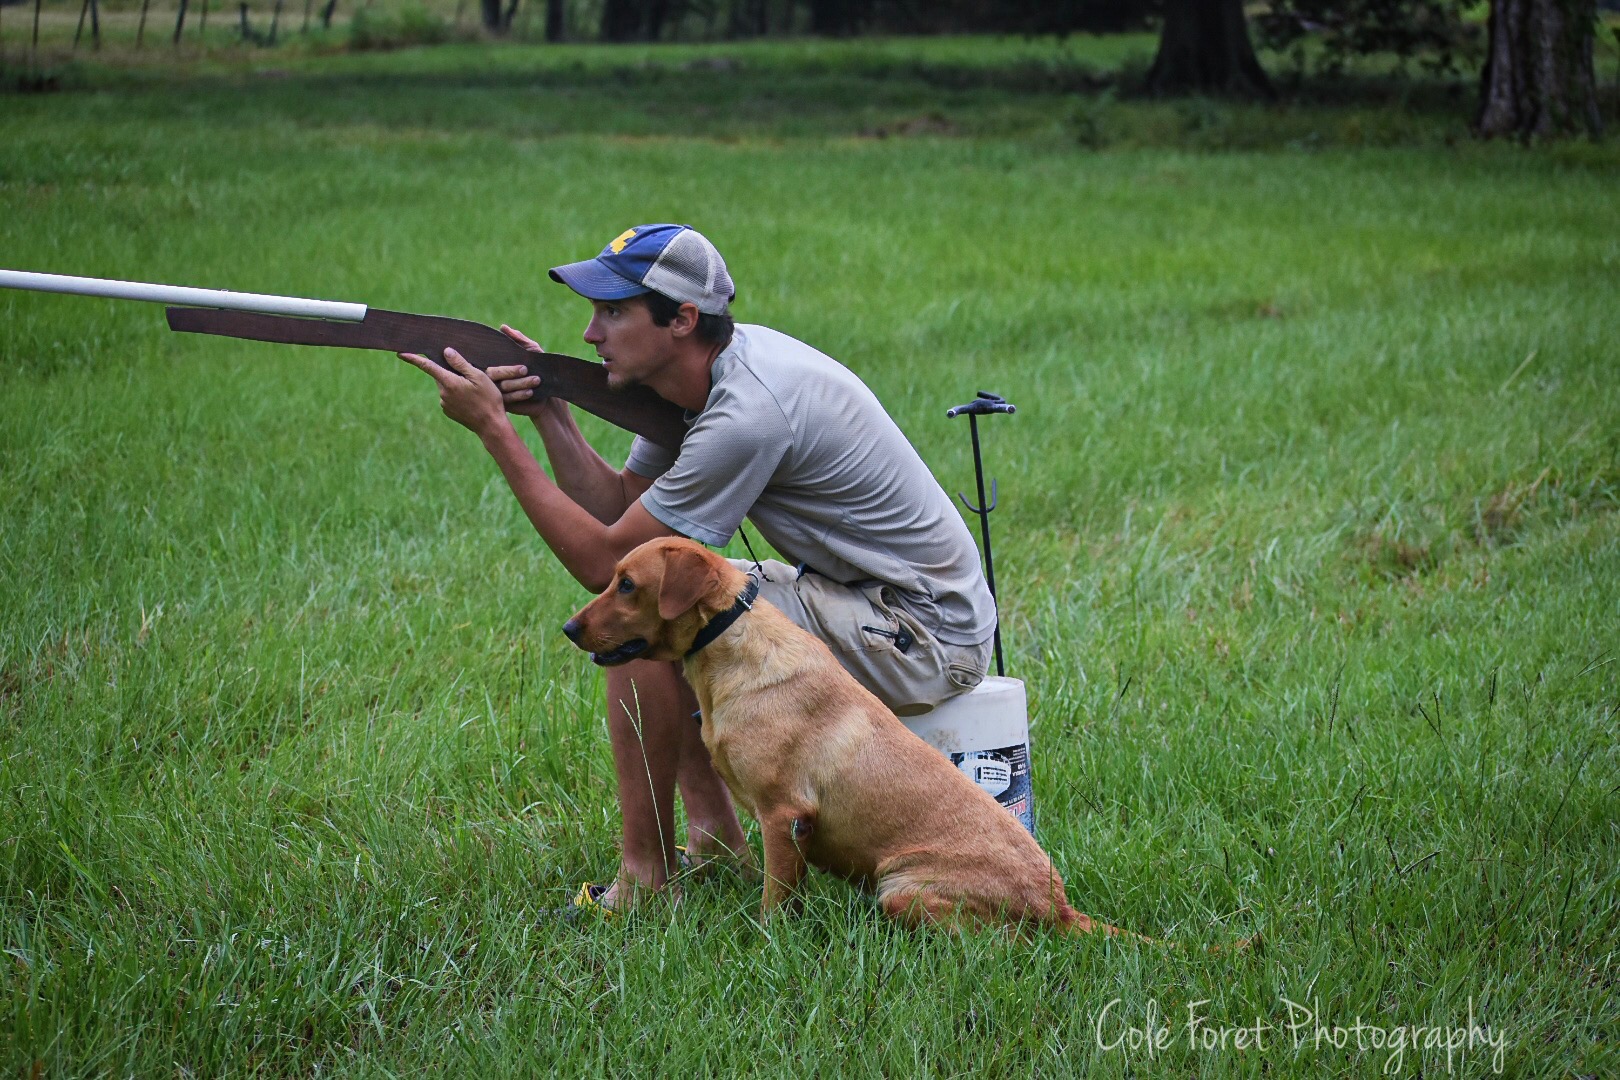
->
<box><xmin>646</xmin><ymin>231</ymin><xmax>734</xmax><ymax>311</ymax></box>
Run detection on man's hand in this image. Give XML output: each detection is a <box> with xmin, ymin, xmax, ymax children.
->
<box><xmin>487</xmin><ymin>325</ymin><xmax>549</xmax><ymax>406</ymax></box>
<box><xmin>397</xmin><ymin>347</ymin><xmax>512</xmax><ymax>439</ymax></box>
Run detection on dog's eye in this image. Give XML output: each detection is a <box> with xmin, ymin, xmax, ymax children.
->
<box><xmin>617</xmin><ymin>577</ymin><xmax>635</xmax><ymax>594</ymax></box>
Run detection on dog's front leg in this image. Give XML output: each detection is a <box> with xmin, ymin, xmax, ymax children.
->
<box><xmin>759</xmin><ymin>810</ymin><xmax>812</xmax><ymax>919</ymax></box>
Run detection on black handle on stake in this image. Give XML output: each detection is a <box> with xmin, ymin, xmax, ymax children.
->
<box><xmin>947</xmin><ymin>391</ymin><xmax>1015</xmax><ymax>678</ymax></box>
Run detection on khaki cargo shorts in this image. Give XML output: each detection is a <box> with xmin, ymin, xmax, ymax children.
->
<box><xmin>728</xmin><ymin>559</ymin><xmax>991</xmax><ymax>717</ymax></box>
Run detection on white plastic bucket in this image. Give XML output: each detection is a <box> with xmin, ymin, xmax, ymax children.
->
<box><xmin>901</xmin><ymin>676</ymin><xmax>1035</xmax><ymax>837</ymax></box>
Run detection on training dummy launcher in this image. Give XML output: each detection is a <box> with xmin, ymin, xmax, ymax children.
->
<box><xmin>900</xmin><ymin>391</ymin><xmax>1038</xmax><ymax>837</ymax></box>
<box><xmin>0</xmin><ymin>269</ymin><xmax>688</xmax><ymax>452</ymax></box>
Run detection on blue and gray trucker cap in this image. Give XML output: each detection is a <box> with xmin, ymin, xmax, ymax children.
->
<box><xmin>548</xmin><ymin>224</ymin><xmax>735</xmax><ymax>316</ymax></box>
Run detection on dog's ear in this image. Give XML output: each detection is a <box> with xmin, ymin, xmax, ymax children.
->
<box><xmin>658</xmin><ymin>545</ymin><xmax>722</xmax><ymax>621</ymax></box>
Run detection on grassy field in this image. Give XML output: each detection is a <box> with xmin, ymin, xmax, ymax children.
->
<box><xmin>3</xmin><ymin>34</ymin><xmax>1618</xmax><ymax>1077</ymax></box>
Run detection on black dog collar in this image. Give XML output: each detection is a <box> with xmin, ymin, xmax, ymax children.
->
<box><xmin>685</xmin><ymin>577</ymin><xmax>759</xmax><ymax>657</ymax></box>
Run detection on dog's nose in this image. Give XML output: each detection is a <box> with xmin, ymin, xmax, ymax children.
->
<box><xmin>561</xmin><ymin>618</ymin><xmax>583</xmax><ymax>644</ymax></box>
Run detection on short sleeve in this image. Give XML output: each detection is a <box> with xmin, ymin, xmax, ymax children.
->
<box><xmin>639</xmin><ymin>390</ymin><xmax>790</xmax><ymax>547</ymax></box>
<box><xmin>625</xmin><ymin>436</ymin><xmax>676</xmax><ymax>479</ymax></box>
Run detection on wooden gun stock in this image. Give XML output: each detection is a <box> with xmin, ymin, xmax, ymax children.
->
<box><xmin>166</xmin><ymin>307</ymin><xmax>688</xmax><ymax>452</ymax></box>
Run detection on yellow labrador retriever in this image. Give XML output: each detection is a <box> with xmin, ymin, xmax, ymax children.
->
<box><xmin>564</xmin><ymin>536</ymin><xmax>1133</xmax><ymax>937</ymax></box>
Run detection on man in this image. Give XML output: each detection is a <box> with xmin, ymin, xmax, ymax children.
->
<box><xmin>400</xmin><ymin>224</ymin><xmax>996</xmax><ymax>911</ymax></box>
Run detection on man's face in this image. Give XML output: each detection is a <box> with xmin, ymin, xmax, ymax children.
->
<box><xmin>582</xmin><ymin>297</ymin><xmax>672</xmax><ymax>392</ymax></box>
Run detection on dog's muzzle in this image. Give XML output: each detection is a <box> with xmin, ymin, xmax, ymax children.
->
<box><xmin>561</xmin><ymin>618</ymin><xmax>649</xmax><ymax>666</ymax></box>
<box><xmin>589</xmin><ymin>638</ymin><xmax>649</xmax><ymax>666</ymax></box>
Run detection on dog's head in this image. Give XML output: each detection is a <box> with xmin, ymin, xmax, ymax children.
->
<box><xmin>562</xmin><ymin>537</ymin><xmax>748</xmax><ymax>665</ymax></box>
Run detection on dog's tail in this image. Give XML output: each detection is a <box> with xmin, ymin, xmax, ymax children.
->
<box><xmin>1058</xmin><ymin>905</ymin><xmax>1257</xmax><ymax>952</ymax></box>
<box><xmin>1057</xmin><ymin>904</ymin><xmax>1152</xmax><ymax>943</ymax></box>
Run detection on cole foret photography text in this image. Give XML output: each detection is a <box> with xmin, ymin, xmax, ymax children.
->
<box><xmin>1094</xmin><ymin>996</ymin><xmax>1508</xmax><ymax>1074</ymax></box>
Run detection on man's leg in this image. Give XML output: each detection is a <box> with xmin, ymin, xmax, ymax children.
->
<box><xmin>601</xmin><ymin>659</ymin><xmax>746</xmax><ymax>908</ymax></box>
<box><xmin>671</xmin><ymin>675</ymin><xmax>752</xmax><ymax>864</ymax></box>
<box><xmin>736</xmin><ymin>559</ymin><xmax>987</xmax><ymax>716</ymax></box>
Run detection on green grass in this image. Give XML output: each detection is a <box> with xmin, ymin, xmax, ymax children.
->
<box><xmin>3</xmin><ymin>35</ymin><xmax>1618</xmax><ymax>1077</ymax></box>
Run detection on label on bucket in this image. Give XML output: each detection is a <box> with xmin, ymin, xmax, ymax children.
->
<box><xmin>951</xmin><ymin>743</ymin><xmax>1035</xmax><ymax>837</ymax></box>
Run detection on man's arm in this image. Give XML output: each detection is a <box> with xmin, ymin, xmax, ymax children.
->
<box><xmin>525</xmin><ymin>400</ymin><xmax>654</xmax><ymax>525</ymax></box>
<box><xmin>488</xmin><ymin>325</ymin><xmax>653</xmax><ymax>525</ymax></box>
<box><xmin>400</xmin><ymin>346</ymin><xmax>674</xmax><ymax>591</ymax></box>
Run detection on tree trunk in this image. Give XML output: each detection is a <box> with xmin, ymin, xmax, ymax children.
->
<box><xmin>600</xmin><ymin>0</ymin><xmax>640</xmax><ymax>40</ymax></box>
<box><xmin>644</xmin><ymin>0</ymin><xmax>667</xmax><ymax>40</ymax></box>
<box><xmin>479</xmin><ymin>0</ymin><xmax>503</xmax><ymax>32</ymax></box>
<box><xmin>1476</xmin><ymin>0</ymin><xmax>1602</xmax><ymax>139</ymax></box>
<box><xmin>74</xmin><ymin>0</ymin><xmax>91</xmax><ymax>47</ymax></box>
<box><xmin>544</xmin><ymin>0</ymin><xmax>564</xmax><ymax>40</ymax></box>
<box><xmin>808</xmin><ymin>0</ymin><xmax>849</xmax><ymax>35</ymax></box>
<box><xmin>726</xmin><ymin>0</ymin><xmax>767</xmax><ymax>37</ymax></box>
<box><xmin>1144</xmin><ymin>0</ymin><xmax>1272</xmax><ymax>98</ymax></box>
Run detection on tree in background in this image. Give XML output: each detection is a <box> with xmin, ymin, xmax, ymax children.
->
<box><xmin>1476</xmin><ymin>0</ymin><xmax>1603</xmax><ymax>137</ymax></box>
<box><xmin>479</xmin><ymin>0</ymin><xmax>525</xmax><ymax>34</ymax></box>
<box><xmin>1256</xmin><ymin>0</ymin><xmax>1475</xmax><ymax>75</ymax></box>
<box><xmin>501</xmin><ymin>0</ymin><xmax>1607</xmax><ymax>140</ymax></box>
<box><xmin>1258</xmin><ymin>0</ymin><xmax>1602</xmax><ymax>139</ymax></box>
<box><xmin>600</xmin><ymin>0</ymin><xmax>636</xmax><ymax>39</ymax></box>
<box><xmin>1144</xmin><ymin>0</ymin><xmax>1274</xmax><ymax>96</ymax></box>
<box><xmin>807</xmin><ymin>0</ymin><xmax>862</xmax><ymax>34</ymax></box>
<box><xmin>803</xmin><ymin>0</ymin><xmax>1156</xmax><ymax>37</ymax></box>
<box><xmin>600</xmin><ymin>0</ymin><xmax>680</xmax><ymax>40</ymax></box>
<box><xmin>955</xmin><ymin>0</ymin><xmax>1156</xmax><ymax>34</ymax></box>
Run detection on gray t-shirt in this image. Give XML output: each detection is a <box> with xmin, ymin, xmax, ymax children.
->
<box><xmin>625</xmin><ymin>324</ymin><xmax>997</xmax><ymax>647</ymax></box>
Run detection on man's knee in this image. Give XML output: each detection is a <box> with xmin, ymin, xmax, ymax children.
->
<box><xmin>727</xmin><ymin>558</ymin><xmax>980</xmax><ymax>716</ymax></box>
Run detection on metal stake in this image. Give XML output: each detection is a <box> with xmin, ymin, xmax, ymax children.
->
<box><xmin>947</xmin><ymin>391</ymin><xmax>1015</xmax><ymax>677</ymax></box>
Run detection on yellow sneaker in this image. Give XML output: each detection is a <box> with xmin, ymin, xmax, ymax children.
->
<box><xmin>571</xmin><ymin>881</ymin><xmax>616</xmax><ymax>918</ymax></box>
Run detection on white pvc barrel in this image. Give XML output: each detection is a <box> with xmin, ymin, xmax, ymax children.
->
<box><xmin>902</xmin><ymin>676</ymin><xmax>1036</xmax><ymax>836</ymax></box>
<box><xmin>0</xmin><ymin>269</ymin><xmax>367</xmax><ymax>322</ymax></box>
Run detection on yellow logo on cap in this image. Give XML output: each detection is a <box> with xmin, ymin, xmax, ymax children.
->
<box><xmin>609</xmin><ymin>229</ymin><xmax>637</xmax><ymax>254</ymax></box>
